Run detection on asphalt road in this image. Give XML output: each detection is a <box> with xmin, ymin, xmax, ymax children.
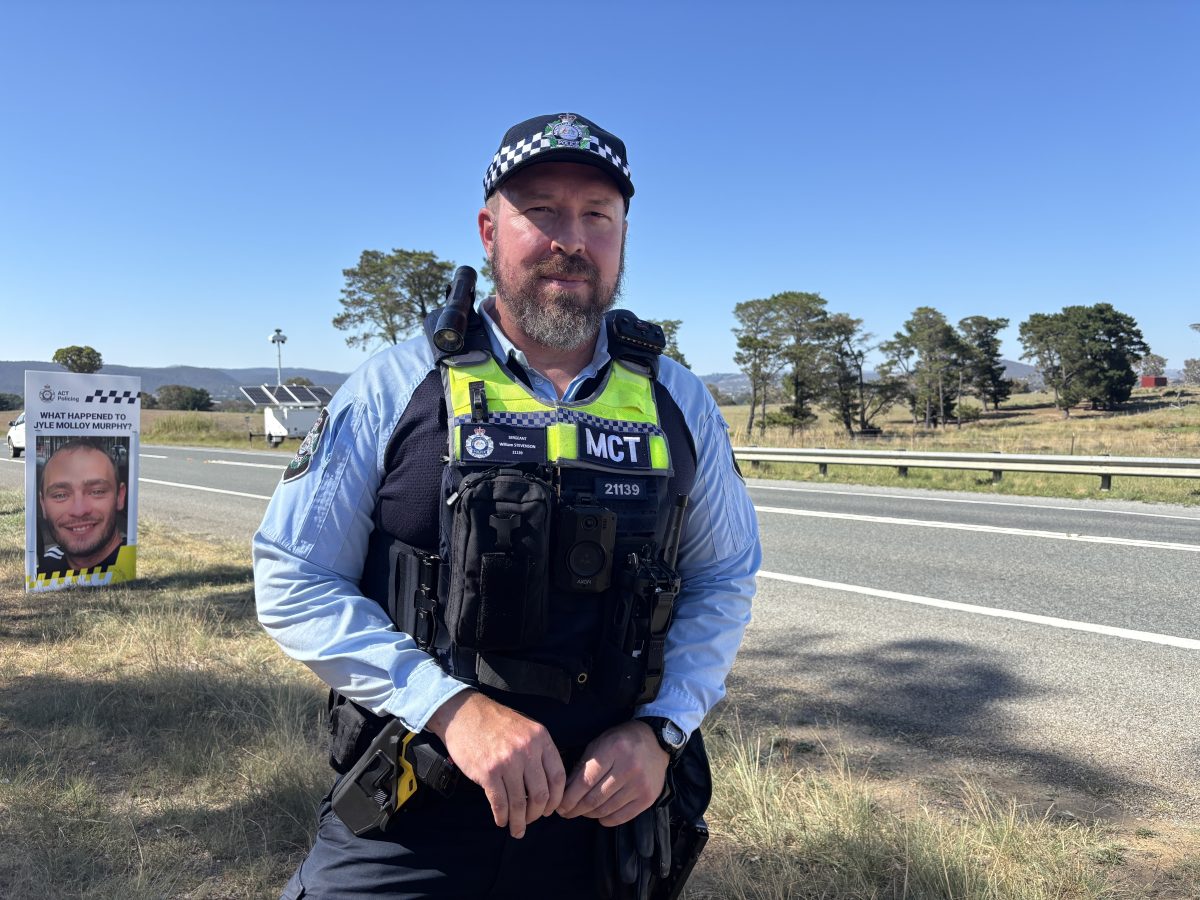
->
<box><xmin>3</xmin><ymin>445</ymin><xmax>1198</xmax><ymax>818</ymax></box>
<box><xmin>739</xmin><ymin>480</ymin><xmax>1200</xmax><ymax>821</ymax></box>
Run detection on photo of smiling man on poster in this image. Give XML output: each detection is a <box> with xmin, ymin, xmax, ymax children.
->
<box><xmin>36</xmin><ymin>436</ymin><xmax>132</xmax><ymax>579</ymax></box>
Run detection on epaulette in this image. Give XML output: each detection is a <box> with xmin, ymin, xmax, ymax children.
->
<box><xmin>605</xmin><ymin>310</ymin><xmax>664</xmax><ymax>377</ymax></box>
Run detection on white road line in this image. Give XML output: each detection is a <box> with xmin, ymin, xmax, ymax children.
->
<box><xmin>140</xmin><ymin>477</ymin><xmax>273</xmax><ymax>501</ymax></box>
<box><xmin>140</xmin><ymin>453</ymin><xmax>168</xmax><ymax>459</ymax></box>
<box><xmin>206</xmin><ymin>459</ymin><xmax>285</xmax><ymax>470</ymax></box>
<box><xmin>758</xmin><ymin>570</ymin><xmax>1200</xmax><ymax>650</ymax></box>
<box><xmin>749</xmin><ymin>482</ymin><xmax>1200</xmax><ymax>522</ymax></box>
<box><xmin>754</xmin><ymin>505</ymin><xmax>1200</xmax><ymax>553</ymax></box>
<box><xmin>143</xmin><ymin>444</ymin><xmax>292</xmax><ymax>459</ymax></box>
<box><xmin>0</xmin><ymin>458</ymin><xmax>24</xmax><ymax>465</ymax></box>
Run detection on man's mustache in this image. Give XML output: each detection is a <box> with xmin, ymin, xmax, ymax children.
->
<box><xmin>533</xmin><ymin>256</ymin><xmax>598</xmax><ymax>280</ymax></box>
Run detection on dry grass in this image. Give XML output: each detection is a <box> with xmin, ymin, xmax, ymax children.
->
<box><xmin>693</xmin><ymin>722</ymin><xmax>1200</xmax><ymax>899</ymax></box>
<box><xmin>0</xmin><ymin>489</ymin><xmax>328</xmax><ymax>898</ymax></box>
<box><xmin>725</xmin><ymin>389</ymin><xmax>1200</xmax><ymax>455</ymax></box>
<box><xmin>141</xmin><ymin>410</ymin><xmax>288</xmax><ymax>451</ymax></box>
<box><xmin>726</xmin><ymin>390</ymin><xmax>1200</xmax><ymax>506</ymax></box>
<box><xmin>2</xmin><ymin>489</ymin><xmax>1197</xmax><ymax>898</ymax></box>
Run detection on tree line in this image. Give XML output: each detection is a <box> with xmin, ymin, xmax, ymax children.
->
<box><xmin>730</xmin><ymin>293</ymin><xmax>1200</xmax><ymax>434</ymax></box>
<box><xmin>17</xmin><ymin>256</ymin><xmax>1195</xmax><ymax>428</ymax></box>
<box><xmin>329</xmin><ymin>248</ymin><xmax>1200</xmax><ymax>432</ymax></box>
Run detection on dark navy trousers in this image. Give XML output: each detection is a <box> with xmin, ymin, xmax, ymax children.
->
<box><xmin>282</xmin><ymin>782</ymin><xmax>605</xmax><ymax>899</ymax></box>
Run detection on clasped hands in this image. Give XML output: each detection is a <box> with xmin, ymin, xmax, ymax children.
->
<box><xmin>425</xmin><ymin>690</ymin><xmax>668</xmax><ymax>839</ymax></box>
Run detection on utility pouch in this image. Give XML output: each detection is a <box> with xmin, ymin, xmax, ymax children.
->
<box><xmin>386</xmin><ymin>541</ymin><xmax>441</xmax><ymax>651</ymax></box>
<box><xmin>446</xmin><ymin>468</ymin><xmax>552</xmax><ymax>651</ymax></box>
<box><xmin>327</xmin><ymin>691</ymin><xmax>385</xmax><ymax>774</ymax></box>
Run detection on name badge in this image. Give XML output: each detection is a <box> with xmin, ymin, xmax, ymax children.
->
<box><xmin>461</xmin><ymin>424</ymin><xmax>547</xmax><ymax>464</ymax></box>
<box><xmin>578</xmin><ymin>425</ymin><xmax>650</xmax><ymax>470</ymax></box>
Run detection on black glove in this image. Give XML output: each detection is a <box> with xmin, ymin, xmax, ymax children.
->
<box><xmin>603</xmin><ymin>786</ymin><xmax>672</xmax><ymax>900</ymax></box>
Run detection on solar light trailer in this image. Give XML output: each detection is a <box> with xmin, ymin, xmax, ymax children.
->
<box><xmin>239</xmin><ymin>384</ymin><xmax>334</xmax><ymax>447</ymax></box>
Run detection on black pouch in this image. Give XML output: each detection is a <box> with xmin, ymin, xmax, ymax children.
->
<box><xmin>327</xmin><ymin>691</ymin><xmax>385</xmax><ymax>774</ymax></box>
<box><xmin>445</xmin><ymin>468</ymin><xmax>552</xmax><ymax>651</ymax></box>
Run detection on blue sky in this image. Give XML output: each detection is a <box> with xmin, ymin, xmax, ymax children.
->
<box><xmin>1</xmin><ymin>1</ymin><xmax>1196</xmax><ymax>378</ymax></box>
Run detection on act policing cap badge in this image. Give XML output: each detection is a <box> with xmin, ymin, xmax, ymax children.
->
<box><xmin>544</xmin><ymin>114</ymin><xmax>590</xmax><ymax>149</ymax></box>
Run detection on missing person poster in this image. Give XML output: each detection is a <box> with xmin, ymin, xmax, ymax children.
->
<box><xmin>24</xmin><ymin>371</ymin><xmax>141</xmax><ymax>592</ymax></box>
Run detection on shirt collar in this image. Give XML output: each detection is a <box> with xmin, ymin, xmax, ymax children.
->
<box><xmin>478</xmin><ymin>297</ymin><xmax>611</xmax><ymax>399</ymax></box>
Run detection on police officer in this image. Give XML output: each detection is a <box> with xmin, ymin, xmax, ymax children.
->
<box><xmin>254</xmin><ymin>112</ymin><xmax>761</xmax><ymax>898</ymax></box>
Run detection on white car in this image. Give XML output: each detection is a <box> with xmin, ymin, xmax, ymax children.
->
<box><xmin>6</xmin><ymin>412</ymin><xmax>25</xmax><ymax>458</ymax></box>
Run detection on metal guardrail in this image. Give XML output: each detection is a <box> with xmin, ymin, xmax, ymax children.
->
<box><xmin>732</xmin><ymin>447</ymin><xmax>1200</xmax><ymax>491</ymax></box>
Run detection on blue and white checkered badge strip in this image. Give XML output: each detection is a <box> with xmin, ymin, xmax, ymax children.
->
<box><xmin>453</xmin><ymin>408</ymin><xmax>663</xmax><ymax>436</ymax></box>
<box><xmin>483</xmin><ymin>129</ymin><xmax>631</xmax><ymax>196</ymax></box>
<box><xmin>85</xmin><ymin>390</ymin><xmax>138</xmax><ymax>404</ymax></box>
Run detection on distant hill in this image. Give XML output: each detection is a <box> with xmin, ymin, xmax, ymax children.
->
<box><xmin>699</xmin><ymin>372</ymin><xmax>751</xmax><ymax>402</ymax></box>
<box><xmin>0</xmin><ymin>361</ymin><xmax>349</xmax><ymax>400</ymax></box>
<box><xmin>1001</xmin><ymin>359</ymin><xmax>1043</xmax><ymax>389</ymax></box>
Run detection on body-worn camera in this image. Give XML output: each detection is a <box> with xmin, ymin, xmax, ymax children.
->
<box><xmin>554</xmin><ymin>504</ymin><xmax>617</xmax><ymax>593</ymax></box>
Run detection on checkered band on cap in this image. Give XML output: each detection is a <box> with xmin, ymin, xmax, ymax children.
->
<box><xmin>483</xmin><ymin>113</ymin><xmax>634</xmax><ymax>200</ymax></box>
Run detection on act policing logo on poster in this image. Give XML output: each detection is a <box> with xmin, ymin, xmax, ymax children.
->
<box><xmin>24</xmin><ymin>371</ymin><xmax>142</xmax><ymax>593</ymax></box>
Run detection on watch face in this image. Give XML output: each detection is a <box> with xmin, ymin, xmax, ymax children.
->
<box><xmin>662</xmin><ymin>720</ymin><xmax>686</xmax><ymax>750</ymax></box>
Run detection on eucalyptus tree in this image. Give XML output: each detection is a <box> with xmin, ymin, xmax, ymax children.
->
<box><xmin>882</xmin><ymin>307</ymin><xmax>967</xmax><ymax>427</ymax></box>
<box><xmin>1138</xmin><ymin>353</ymin><xmax>1167</xmax><ymax>377</ymax></box>
<box><xmin>816</xmin><ymin>313</ymin><xmax>902</xmax><ymax>438</ymax></box>
<box><xmin>732</xmin><ymin>297</ymin><xmax>787</xmax><ymax>433</ymax></box>
<box><xmin>1183</xmin><ymin>359</ymin><xmax>1200</xmax><ymax>387</ymax></box>
<box><xmin>52</xmin><ymin>345</ymin><xmax>103</xmax><ymax>374</ymax></box>
<box><xmin>333</xmin><ymin>249</ymin><xmax>456</xmax><ymax>350</ymax></box>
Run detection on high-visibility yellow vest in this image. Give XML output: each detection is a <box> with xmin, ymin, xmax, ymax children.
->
<box><xmin>443</xmin><ymin>354</ymin><xmax>672</xmax><ymax>474</ymax></box>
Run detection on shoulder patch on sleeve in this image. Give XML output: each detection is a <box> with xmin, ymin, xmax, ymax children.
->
<box><xmin>283</xmin><ymin>408</ymin><xmax>329</xmax><ymax>482</ymax></box>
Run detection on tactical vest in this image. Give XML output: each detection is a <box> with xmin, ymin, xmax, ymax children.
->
<box><xmin>363</xmin><ymin>309</ymin><xmax>693</xmax><ymax>749</ymax></box>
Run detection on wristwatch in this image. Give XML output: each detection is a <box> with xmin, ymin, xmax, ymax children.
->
<box><xmin>637</xmin><ymin>716</ymin><xmax>687</xmax><ymax>763</ymax></box>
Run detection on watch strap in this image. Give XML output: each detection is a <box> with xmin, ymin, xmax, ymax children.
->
<box><xmin>636</xmin><ymin>716</ymin><xmax>685</xmax><ymax>762</ymax></box>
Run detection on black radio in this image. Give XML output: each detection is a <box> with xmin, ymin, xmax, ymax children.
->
<box><xmin>554</xmin><ymin>504</ymin><xmax>617</xmax><ymax>593</ymax></box>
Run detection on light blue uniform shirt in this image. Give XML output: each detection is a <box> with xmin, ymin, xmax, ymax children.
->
<box><xmin>252</xmin><ymin>309</ymin><xmax>760</xmax><ymax>737</ymax></box>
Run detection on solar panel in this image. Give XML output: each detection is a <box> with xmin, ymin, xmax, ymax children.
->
<box><xmin>287</xmin><ymin>385</ymin><xmax>320</xmax><ymax>404</ymax></box>
<box><xmin>264</xmin><ymin>385</ymin><xmax>293</xmax><ymax>404</ymax></box>
<box><xmin>243</xmin><ymin>384</ymin><xmax>333</xmax><ymax>407</ymax></box>
<box><xmin>240</xmin><ymin>386</ymin><xmax>273</xmax><ymax>406</ymax></box>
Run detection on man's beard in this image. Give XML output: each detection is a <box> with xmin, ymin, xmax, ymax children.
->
<box><xmin>490</xmin><ymin>241</ymin><xmax>625</xmax><ymax>351</ymax></box>
<box><xmin>53</xmin><ymin>510</ymin><xmax>118</xmax><ymax>562</ymax></box>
